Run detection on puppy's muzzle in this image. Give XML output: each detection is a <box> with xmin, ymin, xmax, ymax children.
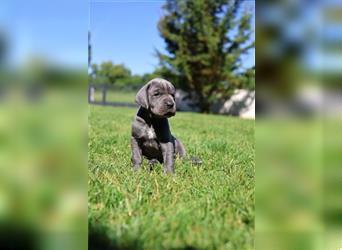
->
<box><xmin>165</xmin><ymin>100</ymin><xmax>174</xmax><ymax>109</ymax></box>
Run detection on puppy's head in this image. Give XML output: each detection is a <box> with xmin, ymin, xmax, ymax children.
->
<box><xmin>135</xmin><ymin>78</ymin><xmax>176</xmax><ymax>118</ymax></box>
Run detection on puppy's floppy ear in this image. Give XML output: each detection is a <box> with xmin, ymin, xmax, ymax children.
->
<box><xmin>135</xmin><ymin>82</ymin><xmax>150</xmax><ymax>109</ymax></box>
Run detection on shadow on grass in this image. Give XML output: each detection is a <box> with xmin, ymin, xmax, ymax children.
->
<box><xmin>0</xmin><ymin>222</ymin><xmax>37</xmax><ymax>250</ymax></box>
<box><xmin>89</xmin><ymin>222</ymin><xmax>141</xmax><ymax>250</ymax></box>
<box><xmin>89</xmin><ymin>222</ymin><xmax>201</xmax><ymax>250</ymax></box>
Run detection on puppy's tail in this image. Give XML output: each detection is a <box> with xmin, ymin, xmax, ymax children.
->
<box><xmin>186</xmin><ymin>156</ymin><xmax>203</xmax><ymax>165</ymax></box>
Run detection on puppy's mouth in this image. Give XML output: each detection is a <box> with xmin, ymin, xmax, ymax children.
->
<box><xmin>151</xmin><ymin>107</ymin><xmax>176</xmax><ymax>118</ymax></box>
<box><xmin>152</xmin><ymin>110</ymin><xmax>175</xmax><ymax>118</ymax></box>
<box><xmin>164</xmin><ymin>111</ymin><xmax>175</xmax><ymax>118</ymax></box>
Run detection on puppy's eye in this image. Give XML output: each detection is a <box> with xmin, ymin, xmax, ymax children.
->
<box><xmin>154</xmin><ymin>93</ymin><xmax>160</xmax><ymax>97</ymax></box>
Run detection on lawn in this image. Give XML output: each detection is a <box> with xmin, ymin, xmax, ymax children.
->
<box><xmin>88</xmin><ymin>105</ymin><xmax>255</xmax><ymax>250</ymax></box>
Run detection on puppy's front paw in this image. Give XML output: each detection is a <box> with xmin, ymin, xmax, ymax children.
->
<box><xmin>163</xmin><ymin>166</ymin><xmax>175</xmax><ymax>174</ymax></box>
<box><xmin>132</xmin><ymin>165</ymin><xmax>141</xmax><ymax>171</ymax></box>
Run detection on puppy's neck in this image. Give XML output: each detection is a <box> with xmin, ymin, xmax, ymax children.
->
<box><xmin>137</xmin><ymin>107</ymin><xmax>152</xmax><ymax>125</ymax></box>
<box><xmin>137</xmin><ymin>107</ymin><xmax>166</xmax><ymax>127</ymax></box>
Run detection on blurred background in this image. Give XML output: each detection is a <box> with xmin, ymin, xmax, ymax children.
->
<box><xmin>257</xmin><ymin>0</ymin><xmax>342</xmax><ymax>249</ymax></box>
<box><xmin>0</xmin><ymin>0</ymin><xmax>87</xmax><ymax>249</ymax></box>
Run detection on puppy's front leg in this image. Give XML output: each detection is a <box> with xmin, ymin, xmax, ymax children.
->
<box><xmin>160</xmin><ymin>142</ymin><xmax>175</xmax><ymax>174</ymax></box>
<box><xmin>131</xmin><ymin>137</ymin><xmax>142</xmax><ymax>170</ymax></box>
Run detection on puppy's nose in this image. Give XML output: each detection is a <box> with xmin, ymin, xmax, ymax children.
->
<box><xmin>165</xmin><ymin>101</ymin><xmax>174</xmax><ymax>108</ymax></box>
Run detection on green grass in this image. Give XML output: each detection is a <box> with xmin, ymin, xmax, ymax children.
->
<box><xmin>88</xmin><ymin>106</ymin><xmax>255</xmax><ymax>250</ymax></box>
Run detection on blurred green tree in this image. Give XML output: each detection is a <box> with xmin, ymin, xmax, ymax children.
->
<box><xmin>157</xmin><ymin>0</ymin><xmax>255</xmax><ymax>112</ymax></box>
<box><xmin>90</xmin><ymin>61</ymin><xmax>131</xmax><ymax>85</ymax></box>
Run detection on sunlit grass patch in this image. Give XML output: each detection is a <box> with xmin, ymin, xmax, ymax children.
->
<box><xmin>88</xmin><ymin>106</ymin><xmax>254</xmax><ymax>250</ymax></box>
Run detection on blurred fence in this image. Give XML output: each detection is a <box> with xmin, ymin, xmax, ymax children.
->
<box><xmin>88</xmin><ymin>84</ymin><xmax>136</xmax><ymax>107</ymax></box>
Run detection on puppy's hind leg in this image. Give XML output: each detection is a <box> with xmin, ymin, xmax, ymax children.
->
<box><xmin>174</xmin><ymin>138</ymin><xmax>186</xmax><ymax>159</ymax></box>
<box><xmin>175</xmin><ymin>138</ymin><xmax>203</xmax><ymax>165</ymax></box>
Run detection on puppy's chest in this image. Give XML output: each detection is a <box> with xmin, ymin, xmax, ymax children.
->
<box><xmin>142</xmin><ymin>126</ymin><xmax>160</xmax><ymax>149</ymax></box>
<box><xmin>146</xmin><ymin>127</ymin><xmax>157</xmax><ymax>140</ymax></box>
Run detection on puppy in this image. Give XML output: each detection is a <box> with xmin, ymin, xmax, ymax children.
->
<box><xmin>131</xmin><ymin>78</ymin><xmax>186</xmax><ymax>174</ymax></box>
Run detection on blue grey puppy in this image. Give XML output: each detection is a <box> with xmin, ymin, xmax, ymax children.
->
<box><xmin>131</xmin><ymin>78</ymin><xmax>186</xmax><ymax>174</ymax></box>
